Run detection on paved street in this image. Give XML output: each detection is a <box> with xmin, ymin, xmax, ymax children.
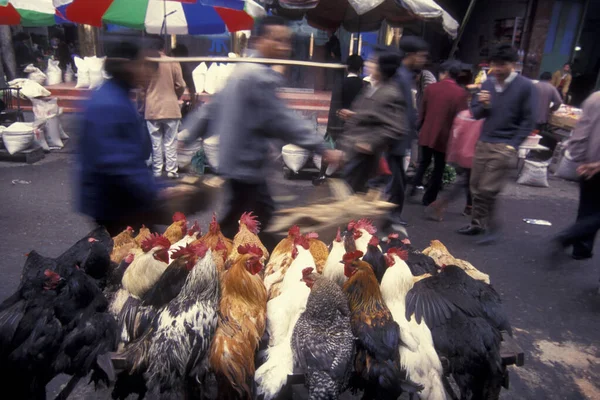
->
<box><xmin>0</xmin><ymin>115</ymin><xmax>598</xmax><ymax>399</ymax></box>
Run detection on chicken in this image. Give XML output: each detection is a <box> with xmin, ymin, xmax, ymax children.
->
<box><xmin>144</xmin><ymin>248</ymin><xmax>219</xmax><ymax>398</ymax></box>
<box><xmin>292</xmin><ymin>270</ymin><xmax>355</xmax><ymax>400</ymax></box>
<box><xmin>342</xmin><ymin>251</ymin><xmax>422</xmax><ymax>400</ymax></box>
<box><xmin>119</xmin><ymin>243</ymin><xmax>210</xmax><ymax>344</ymax></box>
<box><xmin>405</xmin><ymin>265</ymin><xmax>511</xmax><ymax>399</ymax></box>
<box><xmin>385</xmin><ymin>235</ymin><xmax>439</xmax><ymax>277</ymax></box>
<box><xmin>194</xmin><ymin>212</ymin><xmax>233</xmax><ymax>257</ymax></box>
<box><xmin>212</xmin><ymin>238</ymin><xmax>229</xmax><ymax>275</ymax></box>
<box><xmin>323</xmin><ymin>228</ymin><xmax>346</xmax><ymax>287</ymax></box>
<box><xmin>111</xmin><ymin>226</ymin><xmax>138</xmax><ymax>263</ymax></box>
<box><xmin>380</xmin><ymin>249</ymin><xmax>446</xmax><ymax>400</ymax></box>
<box><xmin>168</xmin><ymin>221</ymin><xmax>202</xmax><ymax>262</ymax></box>
<box><xmin>255</xmin><ymin>234</ymin><xmax>315</xmax><ymax>399</ymax></box>
<box><xmin>163</xmin><ymin>212</ymin><xmax>188</xmax><ymax>245</ymax></box>
<box><xmin>113</xmin><ymin>226</ymin><xmax>135</xmax><ymax>248</ymax></box>
<box><xmin>121</xmin><ymin>233</ymin><xmax>170</xmax><ymax>299</ymax></box>
<box><xmin>227</xmin><ymin>212</ymin><xmax>269</xmax><ymax>268</ymax></box>
<box><xmin>362</xmin><ymin>236</ymin><xmax>386</xmax><ymax>283</ymax></box>
<box><xmin>423</xmin><ymin>240</ymin><xmax>490</xmax><ymax>284</ymax></box>
<box><xmin>263</xmin><ymin>226</ymin><xmax>301</xmax><ymax>297</ymax></box>
<box><xmin>307</xmin><ymin>232</ymin><xmax>329</xmax><ymax>274</ymax></box>
<box><xmin>347</xmin><ymin>219</ymin><xmax>377</xmax><ymax>254</ymax></box>
<box><xmin>209</xmin><ymin>244</ymin><xmax>267</xmax><ymax>400</ymax></box>
<box><xmin>134</xmin><ymin>225</ymin><xmax>152</xmax><ymax>247</ymax></box>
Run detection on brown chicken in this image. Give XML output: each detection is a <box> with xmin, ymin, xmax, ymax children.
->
<box><xmin>209</xmin><ymin>244</ymin><xmax>267</xmax><ymax>400</ymax></box>
<box><xmin>110</xmin><ymin>227</ymin><xmax>138</xmax><ymax>264</ymax></box>
<box><xmin>162</xmin><ymin>212</ymin><xmax>188</xmax><ymax>245</ymax></box>
<box><xmin>306</xmin><ymin>232</ymin><xmax>329</xmax><ymax>274</ymax></box>
<box><xmin>226</xmin><ymin>212</ymin><xmax>269</xmax><ymax>268</ymax></box>
<box><xmin>134</xmin><ymin>225</ymin><xmax>152</xmax><ymax>247</ymax></box>
<box><xmin>113</xmin><ymin>226</ymin><xmax>135</xmax><ymax>248</ymax></box>
<box><xmin>263</xmin><ymin>226</ymin><xmax>300</xmax><ymax>300</ymax></box>
<box><xmin>422</xmin><ymin>240</ymin><xmax>490</xmax><ymax>284</ymax></box>
<box><xmin>193</xmin><ymin>212</ymin><xmax>233</xmax><ymax>257</ymax></box>
<box><xmin>342</xmin><ymin>251</ymin><xmax>422</xmax><ymax>400</ymax></box>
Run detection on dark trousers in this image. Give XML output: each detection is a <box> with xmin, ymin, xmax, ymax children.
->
<box><xmin>412</xmin><ymin>146</ymin><xmax>446</xmax><ymax>206</ymax></box>
<box><xmin>557</xmin><ymin>174</ymin><xmax>600</xmax><ymax>257</ymax></box>
<box><xmin>439</xmin><ymin>167</ymin><xmax>472</xmax><ymax>208</ymax></box>
<box><xmin>219</xmin><ymin>180</ymin><xmax>275</xmax><ymax>245</ymax></box>
<box><xmin>342</xmin><ymin>153</ymin><xmax>379</xmax><ymax>194</ymax></box>
<box><xmin>386</xmin><ymin>154</ymin><xmax>407</xmax><ymax>217</ymax></box>
<box><xmin>470</xmin><ymin>142</ymin><xmax>516</xmax><ymax>228</ymax></box>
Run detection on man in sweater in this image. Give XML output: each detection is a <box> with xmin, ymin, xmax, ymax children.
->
<box><xmin>145</xmin><ymin>37</ymin><xmax>186</xmax><ymax>179</ymax></box>
<box><xmin>458</xmin><ymin>45</ymin><xmax>535</xmax><ymax>242</ymax></box>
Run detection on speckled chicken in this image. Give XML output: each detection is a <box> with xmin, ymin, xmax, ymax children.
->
<box><xmin>292</xmin><ymin>270</ymin><xmax>355</xmax><ymax>400</ymax></box>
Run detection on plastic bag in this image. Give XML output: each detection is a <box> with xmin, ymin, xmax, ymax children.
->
<box><xmin>31</xmin><ymin>98</ymin><xmax>59</xmax><ymax>120</ymax></box>
<box><xmin>74</xmin><ymin>56</ymin><xmax>90</xmax><ymax>88</ymax></box>
<box><xmin>44</xmin><ymin>116</ymin><xmax>65</xmax><ymax>149</ymax></box>
<box><xmin>446</xmin><ymin>110</ymin><xmax>484</xmax><ymax>169</ymax></box>
<box><xmin>554</xmin><ymin>149</ymin><xmax>580</xmax><ymax>181</ymax></box>
<box><xmin>24</xmin><ymin>64</ymin><xmax>47</xmax><ymax>85</ymax></box>
<box><xmin>517</xmin><ymin>160</ymin><xmax>549</xmax><ymax>187</ymax></box>
<box><xmin>8</xmin><ymin>78</ymin><xmax>51</xmax><ymax>99</ymax></box>
<box><xmin>64</xmin><ymin>64</ymin><xmax>74</xmax><ymax>83</ymax></box>
<box><xmin>2</xmin><ymin>122</ymin><xmax>36</xmax><ymax>154</ymax></box>
<box><xmin>86</xmin><ymin>56</ymin><xmax>106</xmax><ymax>89</ymax></box>
<box><xmin>192</xmin><ymin>62</ymin><xmax>208</xmax><ymax>94</ymax></box>
<box><xmin>46</xmin><ymin>59</ymin><xmax>62</xmax><ymax>85</ymax></box>
<box><xmin>282</xmin><ymin>144</ymin><xmax>310</xmax><ymax>173</ymax></box>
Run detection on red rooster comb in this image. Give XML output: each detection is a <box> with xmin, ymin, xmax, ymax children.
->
<box><xmin>288</xmin><ymin>225</ymin><xmax>301</xmax><ymax>237</ymax></box>
<box><xmin>388</xmin><ymin>233</ymin><xmax>399</xmax><ymax>240</ymax></box>
<box><xmin>126</xmin><ymin>226</ymin><xmax>134</xmax><ymax>233</ymax></box>
<box><xmin>401</xmin><ymin>238</ymin><xmax>411</xmax><ymax>245</ymax></box>
<box><xmin>240</xmin><ymin>212</ymin><xmax>260</xmax><ymax>234</ymax></box>
<box><xmin>215</xmin><ymin>238</ymin><xmax>227</xmax><ymax>252</ymax></box>
<box><xmin>238</xmin><ymin>244</ymin><xmax>264</xmax><ymax>258</ymax></box>
<box><xmin>335</xmin><ymin>227</ymin><xmax>342</xmax><ymax>243</ymax></box>
<box><xmin>355</xmin><ymin>219</ymin><xmax>377</xmax><ymax>234</ymax></box>
<box><xmin>43</xmin><ymin>269</ymin><xmax>61</xmax><ymax>290</ymax></box>
<box><xmin>368</xmin><ymin>236</ymin><xmax>379</xmax><ymax>247</ymax></box>
<box><xmin>209</xmin><ymin>212</ymin><xmax>220</xmax><ymax>233</ymax></box>
<box><xmin>188</xmin><ymin>221</ymin><xmax>201</xmax><ymax>237</ymax></box>
<box><xmin>172</xmin><ymin>243</ymin><xmax>209</xmax><ymax>260</ymax></box>
<box><xmin>387</xmin><ymin>247</ymin><xmax>409</xmax><ymax>261</ymax></box>
<box><xmin>294</xmin><ymin>234</ymin><xmax>311</xmax><ymax>250</ymax></box>
<box><xmin>172</xmin><ymin>212</ymin><xmax>186</xmax><ymax>222</ymax></box>
<box><xmin>347</xmin><ymin>220</ymin><xmax>356</xmax><ymax>231</ymax></box>
<box><xmin>141</xmin><ymin>233</ymin><xmax>172</xmax><ymax>252</ymax></box>
<box><xmin>88</xmin><ymin>237</ymin><xmax>98</xmax><ymax>243</ymax></box>
<box><xmin>306</xmin><ymin>232</ymin><xmax>319</xmax><ymax>240</ymax></box>
<box><xmin>343</xmin><ymin>250</ymin><xmax>363</xmax><ymax>265</ymax></box>
<box><xmin>125</xmin><ymin>253</ymin><xmax>135</xmax><ymax>264</ymax></box>
<box><xmin>302</xmin><ymin>267</ymin><xmax>314</xmax><ymax>279</ymax></box>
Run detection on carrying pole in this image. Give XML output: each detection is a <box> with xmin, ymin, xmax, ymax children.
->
<box><xmin>449</xmin><ymin>0</ymin><xmax>479</xmax><ymax>59</ymax></box>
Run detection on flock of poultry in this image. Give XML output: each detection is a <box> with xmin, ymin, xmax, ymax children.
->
<box><xmin>0</xmin><ymin>211</ymin><xmax>512</xmax><ymax>400</ymax></box>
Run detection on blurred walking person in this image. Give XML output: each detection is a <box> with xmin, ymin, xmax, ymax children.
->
<box><xmin>554</xmin><ymin>91</ymin><xmax>600</xmax><ymax>260</ymax></box>
<box><xmin>409</xmin><ymin>60</ymin><xmax>468</xmax><ymax>206</ymax></box>
<box><xmin>145</xmin><ymin>37</ymin><xmax>186</xmax><ymax>179</ymax></box>
<box><xmin>338</xmin><ymin>49</ymin><xmax>407</xmax><ymax>193</ymax></box>
<box><xmin>457</xmin><ymin>45</ymin><xmax>535</xmax><ymax>243</ymax></box>
<box><xmin>387</xmin><ymin>36</ymin><xmax>429</xmax><ymax>227</ymax></box>
<box><xmin>77</xmin><ymin>42</ymin><xmax>180</xmax><ymax>236</ymax></box>
<box><xmin>535</xmin><ymin>71</ymin><xmax>562</xmax><ymax>153</ymax></box>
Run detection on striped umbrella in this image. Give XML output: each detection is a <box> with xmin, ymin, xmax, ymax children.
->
<box><xmin>57</xmin><ymin>0</ymin><xmax>264</xmax><ymax>34</ymax></box>
<box><xmin>0</xmin><ymin>0</ymin><xmax>68</xmax><ymax>26</ymax></box>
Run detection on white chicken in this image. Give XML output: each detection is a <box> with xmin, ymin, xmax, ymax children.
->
<box><xmin>347</xmin><ymin>218</ymin><xmax>377</xmax><ymax>254</ymax></box>
<box><xmin>255</xmin><ymin>234</ymin><xmax>315</xmax><ymax>400</ymax></box>
<box><xmin>322</xmin><ymin>227</ymin><xmax>346</xmax><ymax>287</ymax></box>
<box><xmin>380</xmin><ymin>248</ymin><xmax>446</xmax><ymax>400</ymax></box>
<box><xmin>168</xmin><ymin>221</ymin><xmax>202</xmax><ymax>263</ymax></box>
<box><xmin>122</xmin><ymin>234</ymin><xmax>171</xmax><ymax>299</ymax></box>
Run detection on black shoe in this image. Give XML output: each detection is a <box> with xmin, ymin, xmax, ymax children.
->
<box><xmin>572</xmin><ymin>253</ymin><xmax>593</xmax><ymax>261</ymax></box>
<box><xmin>456</xmin><ymin>225</ymin><xmax>485</xmax><ymax>236</ymax></box>
<box><xmin>312</xmin><ymin>175</ymin><xmax>327</xmax><ymax>186</ymax></box>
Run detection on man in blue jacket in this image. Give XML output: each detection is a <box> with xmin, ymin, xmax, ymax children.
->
<box><xmin>458</xmin><ymin>45</ymin><xmax>535</xmax><ymax>242</ymax></box>
<box><xmin>77</xmin><ymin>41</ymin><xmax>177</xmax><ymax>235</ymax></box>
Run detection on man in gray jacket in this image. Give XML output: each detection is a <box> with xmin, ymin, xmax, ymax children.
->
<box><xmin>180</xmin><ymin>17</ymin><xmax>340</xmax><ymax>238</ymax></box>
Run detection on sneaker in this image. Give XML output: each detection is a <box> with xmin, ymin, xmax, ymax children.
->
<box><xmin>167</xmin><ymin>172</ymin><xmax>180</xmax><ymax>179</ymax></box>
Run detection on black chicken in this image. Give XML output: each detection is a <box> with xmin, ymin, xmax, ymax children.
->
<box><xmin>292</xmin><ymin>269</ymin><xmax>355</xmax><ymax>400</ymax></box>
<box><xmin>405</xmin><ymin>265</ymin><xmax>512</xmax><ymax>399</ymax></box>
<box><xmin>361</xmin><ymin>236</ymin><xmax>386</xmax><ymax>283</ymax></box>
<box><xmin>383</xmin><ymin>234</ymin><xmax>438</xmax><ymax>277</ymax></box>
